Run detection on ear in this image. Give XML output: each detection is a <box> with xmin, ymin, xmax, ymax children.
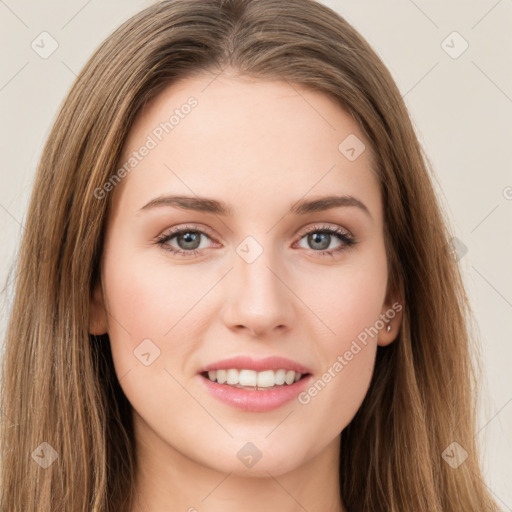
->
<box><xmin>89</xmin><ymin>277</ymin><xmax>108</xmax><ymax>335</ymax></box>
<box><xmin>377</xmin><ymin>282</ymin><xmax>403</xmax><ymax>347</ymax></box>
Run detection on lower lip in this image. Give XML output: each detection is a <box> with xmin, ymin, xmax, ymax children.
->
<box><xmin>199</xmin><ymin>374</ymin><xmax>313</xmax><ymax>412</ymax></box>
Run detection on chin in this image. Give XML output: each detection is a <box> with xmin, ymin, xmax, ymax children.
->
<box><xmin>193</xmin><ymin>433</ymin><xmax>311</xmax><ymax>477</ymax></box>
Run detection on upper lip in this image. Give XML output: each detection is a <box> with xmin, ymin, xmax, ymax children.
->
<box><xmin>199</xmin><ymin>356</ymin><xmax>312</xmax><ymax>374</ymax></box>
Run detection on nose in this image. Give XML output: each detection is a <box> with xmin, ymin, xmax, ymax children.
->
<box><xmin>220</xmin><ymin>241</ymin><xmax>295</xmax><ymax>338</ymax></box>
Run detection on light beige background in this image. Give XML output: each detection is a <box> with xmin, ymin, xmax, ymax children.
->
<box><xmin>1</xmin><ymin>0</ymin><xmax>511</xmax><ymax>508</ymax></box>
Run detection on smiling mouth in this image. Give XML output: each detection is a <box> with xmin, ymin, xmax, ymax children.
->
<box><xmin>201</xmin><ymin>369</ymin><xmax>310</xmax><ymax>390</ymax></box>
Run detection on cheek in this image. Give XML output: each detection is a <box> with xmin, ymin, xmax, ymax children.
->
<box><xmin>295</xmin><ymin>278</ymin><xmax>382</xmax><ymax>445</ymax></box>
<box><xmin>305</xmin><ymin>243</ymin><xmax>389</xmax><ymax>350</ymax></box>
<box><xmin>102</xmin><ymin>237</ymin><xmax>218</xmax><ymax>332</ymax></box>
<box><xmin>100</xmin><ymin>244</ymin><xmax>211</xmax><ymax>379</ymax></box>
<box><xmin>295</xmin><ymin>341</ymin><xmax>376</xmax><ymax>454</ymax></box>
<box><xmin>294</xmin><ymin>245</ymin><xmax>387</xmax><ymax>425</ymax></box>
<box><xmin>100</xmin><ymin>248</ymin><xmax>209</xmax><ymax>426</ymax></box>
<box><xmin>331</xmin><ymin>267</ymin><xmax>387</xmax><ymax>342</ymax></box>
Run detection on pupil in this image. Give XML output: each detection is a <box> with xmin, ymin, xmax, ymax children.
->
<box><xmin>179</xmin><ymin>232</ymin><xmax>200</xmax><ymax>249</ymax></box>
<box><xmin>309</xmin><ymin>233</ymin><xmax>329</xmax><ymax>250</ymax></box>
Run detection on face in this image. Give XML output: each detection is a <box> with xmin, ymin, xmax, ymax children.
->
<box><xmin>90</xmin><ymin>70</ymin><xmax>401</xmax><ymax>478</ymax></box>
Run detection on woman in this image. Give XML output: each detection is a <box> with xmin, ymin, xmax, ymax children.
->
<box><xmin>0</xmin><ymin>0</ymin><xmax>501</xmax><ymax>510</ymax></box>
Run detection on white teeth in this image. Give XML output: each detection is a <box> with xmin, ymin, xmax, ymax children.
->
<box><xmin>239</xmin><ymin>369</ymin><xmax>257</xmax><ymax>386</ymax></box>
<box><xmin>275</xmin><ymin>369</ymin><xmax>286</xmax><ymax>385</ymax></box>
<box><xmin>257</xmin><ymin>370</ymin><xmax>275</xmax><ymax>388</ymax></box>
<box><xmin>226</xmin><ymin>369</ymin><xmax>238</xmax><ymax>385</ymax></box>
<box><xmin>285</xmin><ymin>370</ymin><xmax>295</xmax><ymax>385</ymax></box>
<box><xmin>205</xmin><ymin>369</ymin><xmax>303</xmax><ymax>388</ymax></box>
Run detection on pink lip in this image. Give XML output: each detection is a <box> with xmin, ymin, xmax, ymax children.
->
<box><xmin>199</xmin><ymin>355</ymin><xmax>312</xmax><ymax>374</ymax></box>
<box><xmin>198</xmin><ymin>356</ymin><xmax>313</xmax><ymax>413</ymax></box>
<box><xmin>199</xmin><ymin>373</ymin><xmax>314</xmax><ymax>412</ymax></box>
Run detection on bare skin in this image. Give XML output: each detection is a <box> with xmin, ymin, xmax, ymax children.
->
<box><xmin>89</xmin><ymin>69</ymin><xmax>402</xmax><ymax>512</ymax></box>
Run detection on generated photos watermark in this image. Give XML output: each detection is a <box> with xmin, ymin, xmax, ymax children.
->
<box><xmin>94</xmin><ymin>96</ymin><xmax>198</xmax><ymax>199</ymax></box>
<box><xmin>297</xmin><ymin>301</ymin><xmax>402</xmax><ymax>405</ymax></box>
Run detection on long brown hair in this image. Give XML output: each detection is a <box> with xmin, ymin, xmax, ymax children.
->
<box><xmin>0</xmin><ymin>0</ymin><xmax>500</xmax><ymax>510</ymax></box>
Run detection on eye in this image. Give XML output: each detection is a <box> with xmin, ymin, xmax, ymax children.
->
<box><xmin>295</xmin><ymin>224</ymin><xmax>356</xmax><ymax>257</ymax></box>
<box><xmin>155</xmin><ymin>225</ymin><xmax>216</xmax><ymax>258</ymax></box>
<box><xmin>155</xmin><ymin>223</ymin><xmax>356</xmax><ymax>258</ymax></box>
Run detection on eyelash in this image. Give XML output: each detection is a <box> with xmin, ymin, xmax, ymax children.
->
<box><xmin>155</xmin><ymin>224</ymin><xmax>356</xmax><ymax>258</ymax></box>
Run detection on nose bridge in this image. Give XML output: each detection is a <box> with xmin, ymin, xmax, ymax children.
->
<box><xmin>235</xmin><ymin>233</ymin><xmax>284</xmax><ymax>303</ymax></box>
<box><xmin>222</xmin><ymin>233</ymin><xmax>294</xmax><ymax>335</ymax></box>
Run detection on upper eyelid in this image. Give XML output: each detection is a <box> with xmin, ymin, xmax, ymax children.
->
<box><xmin>162</xmin><ymin>224</ymin><xmax>216</xmax><ymax>240</ymax></box>
<box><xmin>297</xmin><ymin>224</ymin><xmax>351</xmax><ymax>236</ymax></box>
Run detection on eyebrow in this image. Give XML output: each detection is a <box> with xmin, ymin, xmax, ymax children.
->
<box><xmin>139</xmin><ymin>194</ymin><xmax>372</xmax><ymax>218</ymax></box>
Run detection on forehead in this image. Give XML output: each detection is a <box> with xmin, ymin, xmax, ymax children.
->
<box><xmin>112</xmin><ymin>73</ymin><xmax>381</xmax><ymax>222</ymax></box>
